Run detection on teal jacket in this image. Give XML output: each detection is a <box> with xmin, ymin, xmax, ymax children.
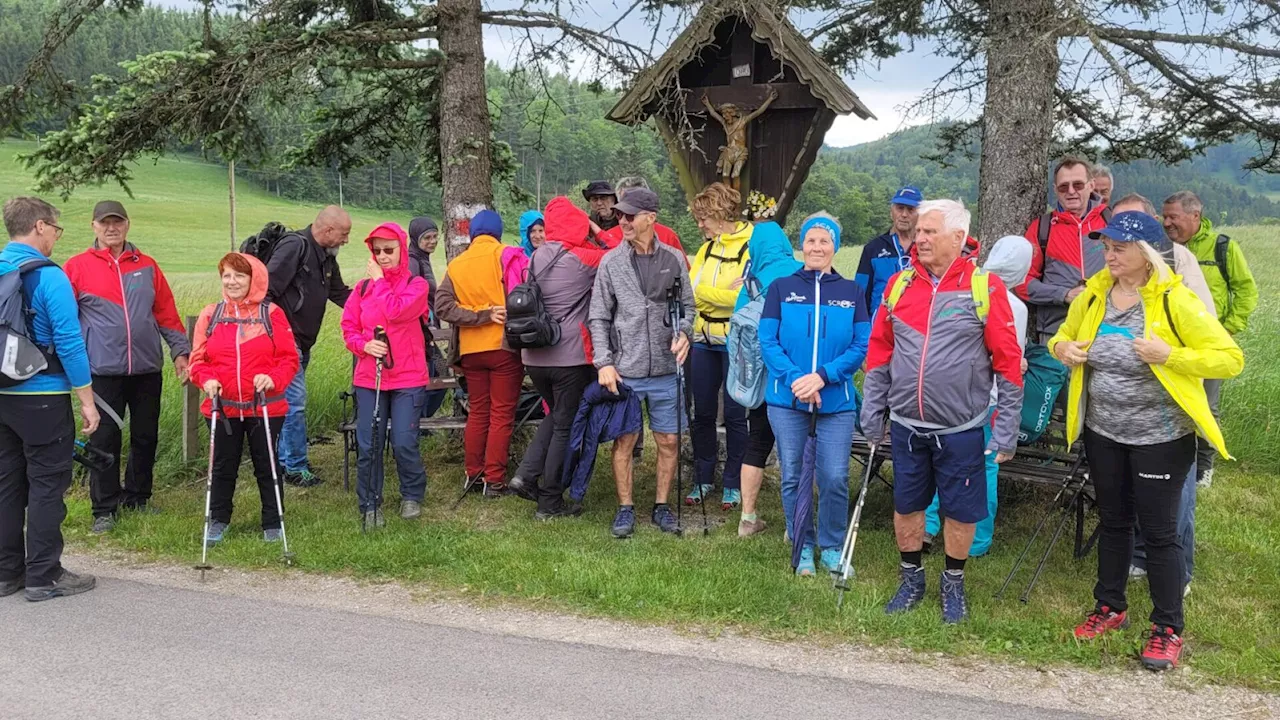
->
<box><xmin>519</xmin><ymin>210</ymin><xmax>544</xmax><ymax>257</ymax></box>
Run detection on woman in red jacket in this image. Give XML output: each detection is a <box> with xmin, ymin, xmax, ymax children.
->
<box><xmin>188</xmin><ymin>253</ymin><xmax>299</xmax><ymax>545</ymax></box>
<box><xmin>341</xmin><ymin>223</ymin><xmax>431</xmax><ymax>528</ymax></box>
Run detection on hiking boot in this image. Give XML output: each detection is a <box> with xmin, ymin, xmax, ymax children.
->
<box><xmin>1140</xmin><ymin>624</ymin><xmax>1184</xmax><ymax>671</ymax></box>
<box><xmin>284</xmin><ymin>469</ymin><xmax>323</xmax><ymax>487</ymax></box>
<box><xmin>535</xmin><ymin>502</ymin><xmax>583</xmax><ymax>522</ymax></box>
<box><xmin>1129</xmin><ymin>564</ymin><xmax>1148</xmax><ymax>578</ymax></box>
<box><xmin>507</xmin><ymin>475</ymin><xmax>538</xmax><ymax>502</ymax></box>
<box><xmin>611</xmin><ymin>506</ymin><xmax>636</xmax><ymax>539</ymax></box>
<box><xmin>483</xmin><ymin>482</ymin><xmax>512</xmax><ymax>499</ymax></box>
<box><xmin>0</xmin><ymin>573</ymin><xmax>24</xmax><ymax>597</ymax></box>
<box><xmin>263</xmin><ymin>528</ymin><xmax>283</xmax><ymax>543</ymax></box>
<box><xmin>24</xmin><ymin>570</ymin><xmax>96</xmax><ymax>602</ymax></box>
<box><xmin>737</xmin><ymin>516</ymin><xmax>767</xmax><ymax>538</ymax></box>
<box><xmin>885</xmin><ymin>565</ymin><xmax>926</xmax><ymax>614</ymax></box>
<box><xmin>795</xmin><ymin>545</ymin><xmax>816</xmax><ymax>576</ymax></box>
<box><xmin>205</xmin><ymin>521</ymin><xmax>228</xmax><ymax>545</ymax></box>
<box><xmin>940</xmin><ymin>570</ymin><xmax>969</xmax><ymax>624</ymax></box>
<box><xmin>684</xmin><ymin>484</ymin><xmax>714</xmax><ymax>506</ymax></box>
<box><xmin>91</xmin><ymin>515</ymin><xmax>115</xmax><ymax>535</ymax></box>
<box><xmin>819</xmin><ymin>548</ymin><xmax>842</xmax><ymax>575</ymax></box>
<box><xmin>362</xmin><ymin>509</ymin><xmax>386</xmax><ymax>530</ymax></box>
<box><xmin>1074</xmin><ymin>606</ymin><xmax>1129</xmax><ymax>640</ymax></box>
<box><xmin>721</xmin><ymin>488</ymin><xmax>741</xmax><ymax>510</ymax></box>
<box><xmin>400</xmin><ymin>500</ymin><xmax>422</xmax><ymax>520</ymax></box>
<box><xmin>652</xmin><ymin>504</ymin><xmax>680</xmax><ymax>535</ymax></box>
<box><xmin>1196</xmin><ymin>468</ymin><xmax>1214</xmax><ymax>489</ymax></box>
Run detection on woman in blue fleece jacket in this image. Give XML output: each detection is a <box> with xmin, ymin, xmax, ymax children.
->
<box><xmin>758</xmin><ymin>213</ymin><xmax>871</xmax><ymax>576</ymax></box>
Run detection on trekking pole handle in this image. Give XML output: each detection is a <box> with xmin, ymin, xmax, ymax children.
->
<box><xmin>373</xmin><ymin>325</ymin><xmax>394</xmax><ymax>369</ymax></box>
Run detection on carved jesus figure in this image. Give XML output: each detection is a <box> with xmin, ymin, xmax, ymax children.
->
<box><xmin>701</xmin><ymin>86</ymin><xmax>778</xmax><ymax>190</ymax></box>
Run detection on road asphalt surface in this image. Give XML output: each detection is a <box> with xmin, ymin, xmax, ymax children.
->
<box><xmin>0</xmin><ymin>566</ymin><xmax>1100</xmax><ymax>720</ymax></box>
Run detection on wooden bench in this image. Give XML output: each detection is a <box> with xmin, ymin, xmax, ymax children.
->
<box><xmin>337</xmin><ymin>326</ymin><xmax>542</xmax><ymax>490</ymax></box>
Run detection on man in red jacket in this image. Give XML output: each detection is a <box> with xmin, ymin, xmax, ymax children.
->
<box><xmin>65</xmin><ymin>201</ymin><xmax>190</xmax><ymax>534</ymax></box>
<box><xmin>1018</xmin><ymin>157</ymin><xmax>1110</xmax><ymax>343</ymax></box>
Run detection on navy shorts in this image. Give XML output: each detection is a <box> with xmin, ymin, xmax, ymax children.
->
<box><xmin>890</xmin><ymin>422</ymin><xmax>988</xmax><ymax>524</ymax></box>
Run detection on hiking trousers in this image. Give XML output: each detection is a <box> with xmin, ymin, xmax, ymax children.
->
<box><xmin>518</xmin><ymin>365</ymin><xmax>595</xmax><ymax>513</ymax></box>
<box><xmin>210</xmin><ymin>416</ymin><xmax>285</xmax><ymax>531</ymax></box>
<box><xmin>355</xmin><ymin>386</ymin><xmax>427</xmax><ymax>513</ymax></box>
<box><xmin>690</xmin><ymin>345</ymin><xmax>747</xmax><ymax>490</ymax></box>
<box><xmin>460</xmin><ymin>349</ymin><xmax>523</xmax><ymax>484</ymax></box>
<box><xmin>0</xmin><ymin>395</ymin><xmax>76</xmax><ymax>586</ymax></box>
<box><xmin>88</xmin><ymin>372</ymin><xmax>163</xmax><ymax>517</ymax></box>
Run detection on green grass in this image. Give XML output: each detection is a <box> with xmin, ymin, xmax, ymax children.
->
<box><xmin>5</xmin><ymin>140</ymin><xmax>1279</xmax><ymax>689</ymax></box>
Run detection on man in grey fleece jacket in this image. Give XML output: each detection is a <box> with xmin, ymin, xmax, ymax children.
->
<box><xmin>588</xmin><ymin>187</ymin><xmax>693</xmax><ymax>538</ymax></box>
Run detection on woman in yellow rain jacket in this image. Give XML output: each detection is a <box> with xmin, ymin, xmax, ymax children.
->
<box><xmin>1048</xmin><ymin>211</ymin><xmax>1242</xmax><ymax>672</ymax></box>
<box><xmin>686</xmin><ymin>182</ymin><xmax>752</xmax><ymax>509</ymax></box>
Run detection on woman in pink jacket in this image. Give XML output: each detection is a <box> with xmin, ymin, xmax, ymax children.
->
<box><xmin>341</xmin><ymin>223</ymin><xmax>431</xmax><ymax>528</ymax></box>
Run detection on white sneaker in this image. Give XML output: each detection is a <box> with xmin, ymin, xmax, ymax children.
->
<box><xmin>1129</xmin><ymin>565</ymin><xmax>1148</xmax><ymax>578</ymax></box>
<box><xmin>1184</xmin><ymin>580</ymin><xmax>1192</xmax><ymax>598</ymax></box>
<box><xmin>1196</xmin><ymin>469</ymin><xmax>1214</xmax><ymax>488</ymax></box>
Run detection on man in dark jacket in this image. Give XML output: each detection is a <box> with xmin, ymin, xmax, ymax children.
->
<box><xmin>855</xmin><ymin>185</ymin><xmax>922</xmax><ymax>320</ymax></box>
<box><xmin>265</xmin><ymin>205</ymin><xmax>352</xmax><ymax>486</ymax></box>
<box><xmin>584</xmin><ymin>180</ymin><xmax>619</xmax><ymax>239</ymax></box>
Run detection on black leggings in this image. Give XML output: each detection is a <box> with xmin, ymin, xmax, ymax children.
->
<box><xmin>210</xmin><ymin>416</ymin><xmax>286</xmax><ymax>530</ymax></box>
<box><xmin>742</xmin><ymin>405</ymin><xmax>775</xmax><ymax>468</ymax></box>
<box><xmin>1084</xmin><ymin>428</ymin><xmax>1195</xmax><ymax>633</ymax></box>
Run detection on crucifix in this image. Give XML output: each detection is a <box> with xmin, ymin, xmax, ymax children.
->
<box><xmin>702</xmin><ymin>87</ymin><xmax>776</xmax><ymax>190</ymax></box>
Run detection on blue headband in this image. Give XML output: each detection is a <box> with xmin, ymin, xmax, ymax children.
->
<box><xmin>800</xmin><ymin>217</ymin><xmax>841</xmax><ymax>246</ymax></box>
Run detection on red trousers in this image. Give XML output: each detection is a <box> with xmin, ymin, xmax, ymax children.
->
<box><xmin>460</xmin><ymin>349</ymin><xmax>524</xmax><ymax>484</ymax></box>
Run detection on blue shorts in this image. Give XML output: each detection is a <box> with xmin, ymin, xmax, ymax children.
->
<box><xmin>622</xmin><ymin>374</ymin><xmax>687</xmax><ymax>435</ymax></box>
<box><xmin>890</xmin><ymin>422</ymin><xmax>988</xmax><ymax>524</ymax></box>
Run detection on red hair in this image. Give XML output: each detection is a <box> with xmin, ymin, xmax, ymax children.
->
<box><xmin>218</xmin><ymin>253</ymin><xmax>252</xmax><ymax>277</ymax></box>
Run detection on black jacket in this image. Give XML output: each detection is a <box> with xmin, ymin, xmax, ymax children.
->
<box><xmin>264</xmin><ymin>226</ymin><xmax>351</xmax><ymax>352</ymax></box>
<box><xmin>406</xmin><ymin>243</ymin><xmax>438</xmax><ymax>327</ymax></box>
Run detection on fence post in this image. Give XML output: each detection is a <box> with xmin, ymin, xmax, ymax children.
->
<box><xmin>182</xmin><ymin>315</ymin><xmax>202</xmax><ymax>463</ymax></box>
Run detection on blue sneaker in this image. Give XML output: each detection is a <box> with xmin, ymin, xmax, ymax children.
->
<box><xmin>940</xmin><ymin>570</ymin><xmax>969</xmax><ymax>624</ymax></box>
<box><xmin>611</xmin><ymin>506</ymin><xmax>636</xmax><ymax>539</ymax></box>
<box><xmin>263</xmin><ymin>528</ymin><xmax>283</xmax><ymax>543</ymax></box>
<box><xmin>652</xmin><ymin>504</ymin><xmax>680</xmax><ymax>534</ymax></box>
<box><xmin>885</xmin><ymin>565</ymin><xmax>926</xmax><ymax>614</ymax></box>
<box><xmin>205</xmin><ymin>521</ymin><xmax>228</xmax><ymax>546</ymax></box>
<box><xmin>721</xmin><ymin>488</ymin><xmax>741</xmax><ymax>510</ymax></box>
<box><xmin>685</xmin><ymin>484</ymin><xmax>714</xmax><ymax>505</ymax></box>
<box><xmin>795</xmin><ymin>545</ymin><xmax>816</xmax><ymax>576</ymax></box>
<box><xmin>820</xmin><ymin>548</ymin><xmax>842</xmax><ymax>575</ymax></box>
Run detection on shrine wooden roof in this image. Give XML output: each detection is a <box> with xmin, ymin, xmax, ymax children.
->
<box><xmin>606</xmin><ymin>0</ymin><xmax>875</xmax><ymax>125</ymax></box>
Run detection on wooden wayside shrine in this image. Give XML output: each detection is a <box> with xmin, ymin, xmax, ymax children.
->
<box><xmin>607</xmin><ymin>0</ymin><xmax>874</xmax><ymax>225</ymax></box>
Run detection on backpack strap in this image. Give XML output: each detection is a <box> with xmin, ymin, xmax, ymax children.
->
<box><xmin>1036</xmin><ymin>212</ymin><xmax>1053</xmax><ymax>256</ymax></box>
<box><xmin>1162</xmin><ymin>291</ymin><xmax>1184</xmax><ymax>347</ymax></box>
<box><xmin>206</xmin><ymin>300</ymin><xmax>273</xmax><ymax>338</ymax></box>
<box><xmin>884</xmin><ymin>269</ymin><xmax>916</xmax><ymax>315</ymax></box>
<box><xmin>206</xmin><ymin>302</ymin><xmax>226</xmax><ymax>337</ymax></box>
<box><xmin>970</xmin><ymin>268</ymin><xmax>990</xmax><ymax>323</ymax></box>
<box><xmin>1100</xmin><ymin>206</ymin><xmax>1113</xmax><ymax>223</ymax></box>
<box><xmin>1214</xmin><ymin>234</ymin><xmax>1231</xmax><ymax>287</ymax></box>
<box><xmin>528</xmin><ymin>245</ymin><xmax>571</xmax><ymax>285</ymax></box>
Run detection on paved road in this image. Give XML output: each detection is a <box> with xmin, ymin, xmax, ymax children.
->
<box><xmin>0</xmin><ymin>572</ymin><xmax>1096</xmax><ymax>720</ymax></box>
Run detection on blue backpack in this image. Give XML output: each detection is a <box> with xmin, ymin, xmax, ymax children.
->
<box><xmin>726</xmin><ymin>267</ymin><xmax>766</xmax><ymax>409</ymax></box>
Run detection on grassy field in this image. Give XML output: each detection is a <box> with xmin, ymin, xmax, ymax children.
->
<box><xmin>4</xmin><ymin>140</ymin><xmax>1279</xmax><ymax>690</ymax></box>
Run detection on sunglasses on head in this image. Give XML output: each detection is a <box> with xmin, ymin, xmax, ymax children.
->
<box><xmin>371</xmin><ymin>246</ymin><xmax>397</xmax><ymax>256</ymax></box>
<box><xmin>1056</xmin><ymin>181</ymin><xmax>1088</xmax><ymax>193</ymax></box>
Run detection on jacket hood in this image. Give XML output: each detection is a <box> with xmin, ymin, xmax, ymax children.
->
<box><xmin>408</xmin><ymin>216</ymin><xmax>437</xmax><ymax>243</ymax></box>
<box><xmin>519</xmin><ymin>210</ymin><xmax>545</xmax><ymax>257</ymax></box>
<box><xmin>470</xmin><ymin>209</ymin><xmax>503</xmax><ymax>240</ymax></box>
<box><xmin>544</xmin><ymin>196</ymin><xmax>592</xmax><ymax>249</ymax></box>
<box><xmin>1084</xmin><ymin>253</ymin><xmax>1177</xmax><ymax>298</ymax></box>
<box><xmin>747</xmin><ymin>222</ymin><xmax>801</xmax><ymax>278</ymax></box>
<box><xmin>1188</xmin><ymin>216</ymin><xmax>1216</xmax><ymax>246</ymax></box>
<box><xmin>983</xmin><ymin>235</ymin><xmax>1034</xmax><ymax>289</ymax></box>
<box><xmin>365</xmin><ymin>222</ymin><xmax>410</xmax><ymax>283</ymax></box>
<box><xmin>223</xmin><ymin>252</ymin><xmax>270</xmax><ymax>306</ymax></box>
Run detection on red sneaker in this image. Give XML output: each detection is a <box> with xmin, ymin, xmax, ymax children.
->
<box><xmin>1074</xmin><ymin>606</ymin><xmax>1129</xmax><ymax>640</ymax></box>
<box><xmin>1140</xmin><ymin>624</ymin><xmax>1184</xmax><ymax>670</ymax></box>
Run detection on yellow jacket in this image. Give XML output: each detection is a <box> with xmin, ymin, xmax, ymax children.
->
<box><xmin>1048</xmin><ymin>267</ymin><xmax>1243</xmax><ymax>458</ymax></box>
<box><xmin>690</xmin><ymin>222</ymin><xmax>752</xmax><ymax>345</ymax></box>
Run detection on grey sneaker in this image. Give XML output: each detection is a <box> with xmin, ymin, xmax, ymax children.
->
<box><xmin>0</xmin><ymin>573</ymin><xmax>24</xmax><ymax>597</ymax></box>
<box><xmin>91</xmin><ymin>516</ymin><xmax>115</xmax><ymax>535</ymax></box>
<box><xmin>738</xmin><ymin>517</ymin><xmax>767</xmax><ymax>537</ymax></box>
<box><xmin>1129</xmin><ymin>564</ymin><xmax>1148</xmax><ymax>578</ymax></box>
<box><xmin>24</xmin><ymin>569</ymin><xmax>96</xmax><ymax>602</ymax></box>
<box><xmin>205</xmin><ymin>521</ymin><xmax>229</xmax><ymax>545</ymax></box>
<box><xmin>263</xmin><ymin>528</ymin><xmax>283</xmax><ymax>543</ymax></box>
<box><xmin>400</xmin><ymin>500</ymin><xmax>422</xmax><ymax>520</ymax></box>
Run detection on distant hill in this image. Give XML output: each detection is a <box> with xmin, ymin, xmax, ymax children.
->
<box><xmin>810</xmin><ymin>125</ymin><xmax>1280</xmax><ymax>233</ymax></box>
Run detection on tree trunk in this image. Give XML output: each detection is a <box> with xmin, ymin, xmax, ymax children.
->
<box><xmin>976</xmin><ymin>0</ymin><xmax>1059</xmax><ymax>249</ymax></box>
<box><xmin>438</xmin><ymin>0</ymin><xmax>494</xmax><ymax>262</ymax></box>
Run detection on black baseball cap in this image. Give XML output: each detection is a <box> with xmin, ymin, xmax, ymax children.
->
<box><xmin>93</xmin><ymin>201</ymin><xmax>128</xmax><ymax>221</ymax></box>
<box><xmin>614</xmin><ymin>187</ymin><xmax>660</xmax><ymax>215</ymax></box>
<box><xmin>582</xmin><ymin>181</ymin><xmax>616</xmax><ymax>201</ymax></box>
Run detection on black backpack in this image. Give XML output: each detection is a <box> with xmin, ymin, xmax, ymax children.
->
<box><xmin>239</xmin><ymin>222</ymin><xmax>293</xmax><ymax>266</ymax></box>
<box><xmin>504</xmin><ymin>246</ymin><xmax>572</xmax><ymax>350</ymax></box>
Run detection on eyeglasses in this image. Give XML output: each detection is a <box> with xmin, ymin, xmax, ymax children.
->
<box><xmin>1055</xmin><ymin>181</ymin><xmax>1089</xmax><ymax>194</ymax></box>
<box><xmin>371</xmin><ymin>247</ymin><xmax>397</xmax><ymax>256</ymax></box>
<box><xmin>41</xmin><ymin>220</ymin><xmax>64</xmax><ymax>239</ymax></box>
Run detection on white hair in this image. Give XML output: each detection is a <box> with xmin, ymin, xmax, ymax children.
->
<box><xmin>1164</xmin><ymin>190</ymin><xmax>1203</xmax><ymax>215</ymax></box>
<box><xmin>917</xmin><ymin>199</ymin><xmax>971</xmax><ymax>237</ymax></box>
<box><xmin>1090</xmin><ymin>164</ymin><xmax>1113</xmax><ymax>181</ymax></box>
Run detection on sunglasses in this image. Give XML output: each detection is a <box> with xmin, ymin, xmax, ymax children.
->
<box><xmin>620</xmin><ymin>212</ymin><xmax>637</xmax><ymax>222</ymax></box>
<box><xmin>371</xmin><ymin>246</ymin><xmax>397</xmax><ymax>256</ymax></box>
<box><xmin>1055</xmin><ymin>181</ymin><xmax>1089</xmax><ymax>193</ymax></box>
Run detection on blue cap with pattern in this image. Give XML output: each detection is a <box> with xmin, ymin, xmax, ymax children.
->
<box><xmin>1090</xmin><ymin>210</ymin><xmax>1165</xmax><ymax>244</ymax></box>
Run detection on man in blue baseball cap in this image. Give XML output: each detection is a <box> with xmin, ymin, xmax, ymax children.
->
<box><xmin>856</xmin><ymin>185</ymin><xmax>923</xmax><ymax>320</ymax></box>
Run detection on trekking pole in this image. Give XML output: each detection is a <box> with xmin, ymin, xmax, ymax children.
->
<box><xmin>834</xmin><ymin>443</ymin><xmax>876</xmax><ymax>609</ymax></box>
<box><xmin>257</xmin><ymin>391</ymin><xmax>295</xmax><ymax>566</ymax></box>
<box><xmin>1021</xmin><ymin>471</ymin><xmax>1091</xmax><ymax>603</ymax></box>
<box><xmin>667</xmin><ymin>276</ymin><xmax>704</xmax><ymax>536</ymax></box>
<box><xmin>995</xmin><ymin>453</ymin><xmax>1087</xmax><ymax>599</ymax></box>
<box><xmin>364</xmin><ymin>325</ymin><xmax>388</xmax><ymax>531</ymax></box>
<box><xmin>194</xmin><ymin>396</ymin><xmax>221</xmax><ymax>581</ymax></box>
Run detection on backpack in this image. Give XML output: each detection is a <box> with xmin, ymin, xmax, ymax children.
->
<box><xmin>1035</xmin><ymin>207</ymin><xmax>1113</xmax><ymax>257</ymax></box>
<box><xmin>1018</xmin><ymin>344</ymin><xmax>1069</xmax><ymax>444</ymax></box>
<box><xmin>726</xmin><ymin>267</ymin><xmax>766</xmax><ymax>409</ymax></box>
<box><xmin>206</xmin><ymin>301</ymin><xmax>274</xmax><ymax>339</ymax></box>
<box><xmin>884</xmin><ymin>267</ymin><xmax>991</xmax><ymax>323</ymax></box>
<box><xmin>504</xmin><ymin>246</ymin><xmax>572</xmax><ymax>350</ymax></box>
<box><xmin>0</xmin><ymin>257</ymin><xmax>60</xmax><ymax>388</ymax></box>
<box><xmin>239</xmin><ymin>222</ymin><xmax>293</xmax><ymax>266</ymax></box>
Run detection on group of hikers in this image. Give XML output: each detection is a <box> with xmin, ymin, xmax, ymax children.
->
<box><xmin>0</xmin><ymin>157</ymin><xmax>1259</xmax><ymax>672</ymax></box>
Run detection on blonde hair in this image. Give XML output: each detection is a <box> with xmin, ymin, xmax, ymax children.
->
<box><xmin>691</xmin><ymin>182</ymin><xmax>740</xmax><ymax>223</ymax></box>
<box><xmin>1137</xmin><ymin>241</ymin><xmax>1172</xmax><ymax>283</ymax></box>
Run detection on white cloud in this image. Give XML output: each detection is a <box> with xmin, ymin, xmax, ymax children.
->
<box><xmin>826</xmin><ymin>87</ymin><xmax>930</xmax><ymax>147</ymax></box>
